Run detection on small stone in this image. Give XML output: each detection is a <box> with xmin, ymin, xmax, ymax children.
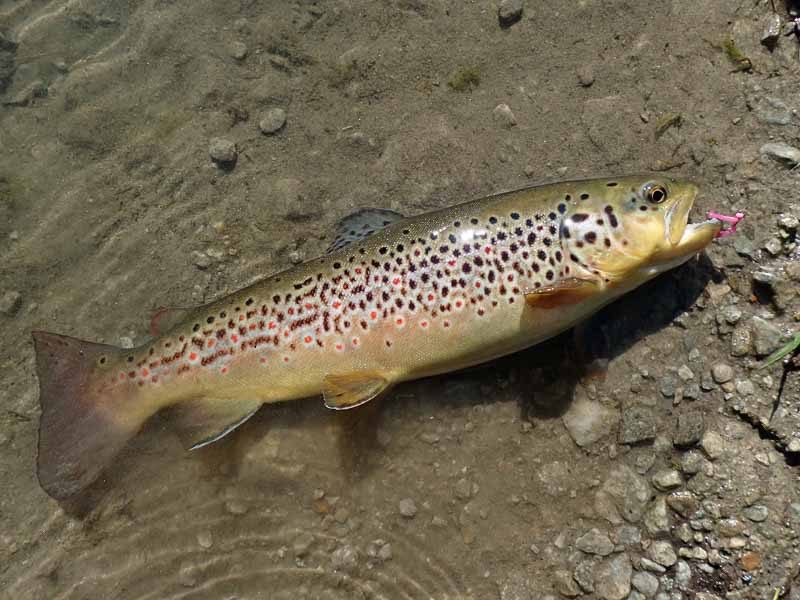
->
<box><xmin>760</xmin><ymin>142</ymin><xmax>800</xmax><ymax>166</ymax></box>
<box><xmin>639</xmin><ymin>557</ymin><xmax>666</xmax><ymax>573</ymax></box>
<box><xmin>751</xmin><ymin>316</ymin><xmax>783</xmax><ymax>356</ymax></box>
<box><xmin>673</xmin><ymin>411</ymin><xmax>704</xmax><ymax>447</ymax></box>
<box><xmin>678</xmin><ymin>546</ymin><xmax>707</xmax><ymax>561</ymax></box>
<box><xmin>779</xmin><ymin>214</ymin><xmax>799</xmax><ymax>232</ymax></box>
<box><xmin>660</xmin><ymin>375</ymin><xmax>677</xmax><ymax>398</ymax></box>
<box><xmin>192</xmin><ymin>251</ymin><xmax>212</xmax><ymax>269</ymax></box>
<box><xmin>228</xmin><ymin>41</ymin><xmax>248</xmax><ymax>60</ymax></box>
<box><xmin>717</xmin><ymin>517</ymin><xmax>744</xmax><ymax>537</ymax></box>
<box><xmin>594</xmin><ymin>553</ymin><xmax>632</xmax><ymax>600</ymax></box>
<box><xmin>119</xmin><ymin>336</ymin><xmax>135</xmax><ymax>349</ymax></box>
<box><xmin>617</xmin><ymin>525</ymin><xmax>641</xmax><ymax>546</ymax></box>
<box><xmin>632</xmin><ymin>572</ymin><xmax>659</xmax><ymax>598</ymax></box>
<box><xmin>0</xmin><ymin>290</ymin><xmax>21</xmax><ymax>315</ymax></box>
<box><xmin>730</xmin><ymin>323</ymin><xmax>752</xmax><ymax>357</ymax></box>
<box><xmin>552</xmin><ymin>569</ymin><xmax>581</xmax><ymax>597</ymax></box>
<box><xmin>761</xmin><ymin>13</ymin><xmax>782</xmax><ymax>47</ymax></box>
<box><xmin>643</xmin><ymin>497</ymin><xmax>670</xmax><ymax>535</ymax></box>
<box><xmin>293</xmin><ymin>532</ymin><xmax>315</xmax><ymax>557</ymax></box>
<box><xmin>498</xmin><ymin>570</ymin><xmax>534</xmax><ymax>600</ymax></box>
<box><xmin>735</xmin><ymin>378</ymin><xmax>755</xmax><ymax>396</ymax></box>
<box><xmin>666</xmin><ymin>491</ymin><xmax>699</xmax><ymax>517</ymax></box>
<box><xmin>179</xmin><ymin>561</ymin><xmax>197</xmax><ymax>587</ymax></box>
<box><xmin>754</xmin><ymin>96</ymin><xmax>791</xmax><ymax>125</ymax></box>
<box><xmin>497</xmin><ymin>0</ymin><xmax>523</xmax><ymax>27</ymax></box>
<box><xmin>331</xmin><ymin>544</ymin><xmax>359</xmax><ymax>572</ymax></box>
<box><xmin>674</xmin><ymin>561</ymin><xmax>692</xmax><ymax>588</ymax></box>
<box><xmin>740</xmin><ymin>551</ymin><xmax>761</xmax><ymax>571</ymax></box>
<box><xmin>454</xmin><ymin>478</ymin><xmax>473</xmax><ymax>500</ymax></box>
<box><xmin>288</xmin><ymin>251</ymin><xmax>303</xmax><ymax>265</ymax></box>
<box><xmin>677</xmin><ymin>365</ymin><xmax>694</xmax><ymax>382</ymax></box>
<box><xmin>259</xmin><ymin>108</ymin><xmax>287</xmax><ymax>135</ymax></box>
<box><xmin>197</xmin><ymin>531</ymin><xmax>213</xmax><ymax>548</ymax></box>
<box><xmin>620</xmin><ymin>405</ymin><xmax>657</xmax><ymax>444</ymax></box>
<box><xmin>563</xmin><ymin>393</ymin><xmax>619</xmax><ymax>447</ymax></box>
<box><xmin>700</xmin><ymin>431</ymin><xmax>725</xmax><ymax>460</ymax></box>
<box><xmin>493</xmin><ymin>103</ymin><xmax>517</xmax><ymax>127</ymax></box>
<box><xmin>576</xmin><ymin>528</ymin><xmax>614</xmax><ymax>556</ymax></box>
<box><xmin>420</xmin><ymin>432</ymin><xmax>440</xmax><ymax>444</ymax></box>
<box><xmin>763</xmin><ymin>237</ymin><xmax>783</xmax><ymax>256</ymax></box>
<box><xmin>577</xmin><ymin>65</ymin><xmax>595</xmax><ymax>87</ymax></box>
<box><xmin>225</xmin><ymin>500</ymin><xmax>247</xmax><ymax>515</ymax></box>
<box><xmin>683</xmin><ymin>383</ymin><xmax>700</xmax><ymax>400</ymax></box>
<box><xmin>649</xmin><ymin>541</ymin><xmax>677</xmax><ymax>567</ymax></box>
<box><xmin>652</xmin><ymin>470</ymin><xmax>682</xmax><ymax>491</ymax></box>
<box><xmin>711</xmin><ymin>363</ymin><xmax>733</xmax><ymax>384</ymax></box>
<box><xmin>680</xmin><ymin>451</ymin><xmax>704</xmax><ymax>475</ymax></box>
<box><xmin>743</xmin><ymin>504</ymin><xmax>768</xmax><ymax>522</ymax></box>
<box><xmin>398</xmin><ymin>498</ymin><xmax>417</xmax><ymax>518</ymax></box>
<box><xmin>209</xmin><ymin>137</ymin><xmax>237</xmax><ymax>164</ymax></box>
<box><xmin>377</xmin><ymin>542</ymin><xmax>393</xmax><ymax>561</ymax></box>
<box><xmin>733</xmin><ymin>235</ymin><xmax>755</xmax><ymax>258</ymax></box>
<box><xmin>573</xmin><ymin>559</ymin><xmax>596</xmax><ymax>593</ymax></box>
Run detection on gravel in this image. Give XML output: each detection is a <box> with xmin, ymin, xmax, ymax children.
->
<box><xmin>497</xmin><ymin>0</ymin><xmax>523</xmax><ymax>27</ymax></box>
<box><xmin>259</xmin><ymin>107</ymin><xmax>287</xmax><ymax>134</ymax></box>
<box><xmin>631</xmin><ymin>571</ymin><xmax>659</xmax><ymax>598</ymax></box>
<box><xmin>209</xmin><ymin>137</ymin><xmax>237</xmax><ymax>164</ymax></box>
<box><xmin>398</xmin><ymin>498</ymin><xmax>417</xmax><ymax>518</ymax></box>
<box><xmin>594</xmin><ymin>553</ymin><xmax>632</xmax><ymax>600</ymax></box>
<box><xmin>700</xmin><ymin>431</ymin><xmax>725</xmax><ymax>459</ymax></box>
<box><xmin>760</xmin><ymin>142</ymin><xmax>800</xmax><ymax>166</ymax></box>
<box><xmin>619</xmin><ymin>405</ymin><xmax>657</xmax><ymax>444</ymax></box>
<box><xmin>493</xmin><ymin>103</ymin><xmax>517</xmax><ymax>127</ymax></box>
<box><xmin>750</xmin><ymin>316</ymin><xmax>783</xmax><ymax>356</ymax></box>
<box><xmin>743</xmin><ymin>504</ymin><xmax>768</xmax><ymax>522</ymax></box>
<box><xmin>648</xmin><ymin>540</ymin><xmax>677</xmax><ymax>567</ymax></box>
<box><xmin>711</xmin><ymin>363</ymin><xmax>733</xmax><ymax>384</ymax></box>
<box><xmin>652</xmin><ymin>469</ymin><xmax>682</xmax><ymax>491</ymax></box>
<box><xmin>673</xmin><ymin>411</ymin><xmax>705</xmax><ymax>447</ymax></box>
<box><xmin>576</xmin><ymin>528</ymin><xmax>614</xmax><ymax>556</ymax></box>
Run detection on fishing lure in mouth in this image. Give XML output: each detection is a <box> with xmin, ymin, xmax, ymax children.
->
<box><xmin>31</xmin><ymin>174</ymin><xmax>741</xmax><ymax>500</ymax></box>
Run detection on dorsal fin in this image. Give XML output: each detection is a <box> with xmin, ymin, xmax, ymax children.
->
<box><xmin>326</xmin><ymin>208</ymin><xmax>406</xmax><ymax>254</ymax></box>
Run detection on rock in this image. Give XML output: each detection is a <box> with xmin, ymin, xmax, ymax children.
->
<box><xmin>764</xmin><ymin>237</ymin><xmax>783</xmax><ymax>256</ymax></box>
<box><xmin>683</xmin><ymin>383</ymin><xmax>700</xmax><ymax>400</ymax></box>
<box><xmin>617</xmin><ymin>525</ymin><xmax>641</xmax><ymax>546</ymax></box>
<box><xmin>573</xmin><ymin>559</ymin><xmax>596</xmax><ymax>592</ymax></box>
<box><xmin>398</xmin><ymin>498</ymin><xmax>417</xmax><ymax>518</ymax></box>
<box><xmin>454</xmin><ymin>478</ymin><xmax>474</xmax><ymax>500</ymax></box>
<box><xmin>639</xmin><ymin>558</ymin><xmax>666</xmax><ymax>573</ymax></box>
<box><xmin>643</xmin><ymin>497</ymin><xmax>670</xmax><ymax>535</ymax></box>
<box><xmin>660</xmin><ymin>374</ymin><xmax>677</xmax><ymax>398</ymax></box>
<box><xmin>228</xmin><ymin>41</ymin><xmax>248</xmax><ymax>60</ymax></box>
<box><xmin>293</xmin><ymin>532</ymin><xmax>315</xmax><ymax>557</ymax></box>
<box><xmin>711</xmin><ymin>363</ymin><xmax>733</xmax><ymax>384</ymax></box>
<box><xmin>594</xmin><ymin>554</ymin><xmax>632</xmax><ymax>600</ymax></box>
<box><xmin>743</xmin><ymin>504</ymin><xmax>768</xmax><ymax>522</ymax></box>
<box><xmin>577</xmin><ymin>65</ymin><xmax>595</xmax><ymax>87</ymax></box>
<box><xmin>619</xmin><ymin>405</ymin><xmax>657</xmax><ymax>444</ymax></box>
<box><xmin>718</xmin><ymin>517</ymin><xmax>745</xmax><ymax>537</ymax></box>
<box><xmin>178</xmin><ymin>561</ymin><xmax>197</xmax><ymax>587</ymax></box>
<box><xmin>563</xmin><ymin>393</ymin><xmax>619</xmax><ymax>447</ymax></box>
<box><xmin>493</xmin><ymin>103</ymin><xmax>517</xmax><ymax>127</ymax></box>
<box><xmin>192</xmin><ymin>251</ymin><xmax>212</xmax><ymax>269</ymax></box>
<box><xmin>209</xmin><ymin>137</ymin><xmax>237</xmax><ymax>164</ymax></box>
<box><xmin>0</xmin><ymin>290</ymin><xmax>21</xmax><ymax>315</ymax></box>
<box><xmin>666</xmin><ymin>491</ymin><xmax>699</xmax><ymax>517</ymax></box>
<box><xmin>677</xmin><ymin>365</ymin><xmax>694</xmax><ymax>382</ymax></box>
<box><xmin>674</xmin><ymin>560</ymin><xmax>692</xmax><ymax>588</ymax></box>
<box><xmin>751</xmin><ymin>316</ymin><xmax>783</xmax><ymax>356</ymax></box>
<box><xmin>761</xmin><ymin>13</ymin><xmax>782</xmax><ymax>48</ymax></box>
<box><xmin>197</xmin><ymin>531</ymin><xmax>213</xmax><ymax>549</ymax></box>
<box><xmin>673</xmin><ymin>411</ymin><xmax>704</xmax><ymax>447</ymax></box>
<box><xmin>678</xmin><ymin>546</ymin><xmax>707</xmax><ymax>561</ymax></box>
<box><xmin>331</xmin><ymin>544</ymin><xmax>359</xmax><ymax>572</ymax></box>
<box><xmin>576</xmin><ymin>528</ymin><xmax>614</xmax><ymax>556</ymax></box>
<box><xmin>754</xmin><ymin>95</ymin><xmax>790</xmax><ymax>125</ymax></box>
<box><xmin>648</xmin><ymin>541</ymin><xmax>677</xmax><ymax>567</ymax></box>
<box><xmin>730</xmin><ymin>323</ymin><xmax>752</xmax><ymax>357</ymax></box>
<box><xmin>553</xmin><ymin>569</ymin><xmax>581</xmax><ymax>597</ymax></box>
<box><xmin>259</xmin><ymin>107</ymin><xmax>286</xmax><ymax>134</ymax></box>
<box><xmin>700</xmin><ymin>431</ymin><xmax>725</xmax><ymax>460</ymax></box>
<box><xmin>760</xmin><ymin>142</ymin><xmax>800</xmax><ymax>167</ymax></box>
<box><xmin>597</xmin><ymin>465</ymin><xmax>650</xmax><ymax>524</ymax></box>
<box><xmin>632</xmin><ymin>572</ymin><xmax>659</xmax><ymax>598</ymax></box>
<box><xmin>733</xmin><ymin>235</ymin><xmax>755</xmax><ymax>258</ymax></box>
<box><xmin>652</xmin><ymin>470</ymin><xmax>682</xmax><ymax>491</ymax></box>
<box><xmin>740</xmin><ymin>551</ymin><xmax>761</xmax><ymax>571</ymax></box>
<box><xmin>497</xmin><ymin>0</ymin><xmax>523</xmax><ymax>27</ymax></box>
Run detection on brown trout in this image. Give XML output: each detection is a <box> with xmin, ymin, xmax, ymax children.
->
<box><xmin>33</xmin><ymin>175</ymin><xmax>737</xmax><ymax>500</ymax></box>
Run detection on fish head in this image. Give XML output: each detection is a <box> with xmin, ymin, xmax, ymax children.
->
<box><xmin>560</xmin><ymin>175</ymin><xmax>722</xmax><ymax>285</ymax></box>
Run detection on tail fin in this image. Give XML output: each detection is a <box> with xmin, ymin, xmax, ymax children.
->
<box><xmin>32</xmin><ymin>331</ymin><xmax>149</xmax><ymax>500</ymax></box>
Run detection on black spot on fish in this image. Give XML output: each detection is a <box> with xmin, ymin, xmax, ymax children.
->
<box><xmin>510</xmin><ymin>212</ymin><xmax>520</xmax><ymax>220</ymax></box>
<box><xmin>580</xmin><ymin>193</ymin><xmax>590</xmax><ymax>200</ymax></box>
<box><xmin>558</xmin><ymin>203</ymin><xmax>567</xmax><ymax>214</ymax></box>
<box><xmin>571</xmin><ymin>213</ymin><xmax>589</xmax><ymax>222</ymax></box>
<box><xmin>584</xmin><ymin>231</ymin><xmax>597</xmax><ymax>244</ymax></box>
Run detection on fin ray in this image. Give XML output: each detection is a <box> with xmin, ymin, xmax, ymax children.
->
<box><xmin>323</xmin><ymin>371</ymin><xmax>391</xmax><ymax>410</ymax></box>
<box><xmin>169</xmin><ymin>397</ymin><xmax>263</xmax><ymax>450</ymax></box>
<box><xmin>524</xmin><ymin>277</ymin><xmax>598</xmax><ymax>309</ymax></box>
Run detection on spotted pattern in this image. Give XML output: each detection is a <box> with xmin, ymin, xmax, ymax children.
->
<box><xmin>106</xmin><ymin>187</ymin><xmax>628</xmax><ymax>388</ymax></box>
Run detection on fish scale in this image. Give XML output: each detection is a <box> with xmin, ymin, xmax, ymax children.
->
<box><xmin>31</xmin><ymin>174</ymin><xmax>732</xmax><ymax>499</ymax></box>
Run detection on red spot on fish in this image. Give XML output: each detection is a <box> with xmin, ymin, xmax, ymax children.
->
<box><xmin>447</xmin><ymin>260</ymin><xmax>456</xmax><ymax>267</ymax></box>
<box><xmin>189</xmin><ymin>352</ymin><xmax>198</xmax><ymax>361</ymax></box>
<box><xmin>284</xmin><ymin>331</ymin><xmax>290</xmax><ymax>338</ymax></box>
<box><xmin>260</xmin><ymin>357</ymin><xmax>267</xmax><ymax>364</ymax></box>
<box><xmin>239</xmin><ymin>314</ymin><xmax>245</xmax><ymax>321</ymax></box>
<box><xmin>475</xmin><ymin>281</ymin><xmax>482</xmax><ymax>288</ymax></box>
<box><xmin>304</xmin><ymin>335</ymin><xmax>313</xmax><ymax>344</ymax></box>
<box><xmin>355</xmin><ymin>267</ymin><xmax>362</xmax><ymax>274</ymax></box>
<box><xmin>370</xmin><ymin>310</ymin><xmax>378</xmax><ymax>320</ymax></box>
<box><xmin>288</xmin><ymin>308</ymin><xmax>295</xmax><ymax>315</ymax></box>
<box><xmin>305</xmin><ymin>303</ymin><xmax>313</xmax><ymax>310</ymax></box>
<box><xmin>427</xmin><ymin>293</ymin><xmax>435</xmax><ymax>301</ymax></box>
<box><xmin>249</xmin><ymin>323</ymin><xmax>256</xmax><ymax>331</ymax></box>
<box><xmin>151</xmin><ymin>376</ymin><xmax>158</xmax><ymax>383</ymax></box>
<box><xmin>392</xmin><ymin>277</ymin><xmax>401</xmax><ymax>285</ymax></box>
<box><xmin>268</xmin><ymin>321</ymin><xmax>277</xmax><ymax>330</ymax></box>
<box><xmin>128</xmin><ymin>371</ymin><xmax>136</xmax><ymax>379</ymax></box>
<box><xmin>335</xmin><ymin>342</ymin><xmax>344</xmax><ymax>351</ymax></box>
<box><xmin>207</xmin><ymin>339</ymin><xmax>215</xmax><ymax>348</ymax></box>
<box><xmin>119</xmin><ymin>373</ymin><xmax>126</xmax><ymax>381</ymax></box>
<box><xmin>420</xmin><ymin>320</ymin><xmax>429</xmax><ymax>329</ymax></box>
<box><xmin>141</xmin><ymin>368</ymin><xmax>149</xmax><ymax>377</ymax></box>
<box><xmin>396</xmin><ymin>317</ymin><xmax>404</xmax><ymax>326</ymax></box>
<box><xmin>352</xmin><ymin>337</ymin><xmax>360</xmax><ymax>346</ymax></box>
<box><xmin>484</xmin><ymin>246</ymin><xmax>492</xmax><ymax>254</ymax></box>
<box><xmin>332</xmin><ymin>301</ymin><xmax>341</xmax><ymax>309</ymax></box>
<box><xmin>231</xmin><ymin>334</ymin><xmax>239</xmax><ymax>343</ymax></box>
<box><xmin>455</xmin><ymin>300</ymin><xmax>463</xmax><ymax>309</ymax></box>
<box><xmin>283</xmin><ymin>356</ymin><xmax>290</xmax><ymax>363</ymax></box>
<box><xmin>221</xmin><ymin>366</ymin><xmax>228</xmax><ymax>375</ymax></box>
<box><xmin>443</xmin><ymin>320</ymin><xmax>451</xmax><ymax>328</ymax></box>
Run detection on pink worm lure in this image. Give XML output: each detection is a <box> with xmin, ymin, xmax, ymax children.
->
<box><xmin>708</xmin><ymin>211</ymin><xmax>745</xmax><ymax>238</ymax></box>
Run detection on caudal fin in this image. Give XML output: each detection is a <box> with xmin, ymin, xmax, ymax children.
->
<box><xmin>32</xmin><ymin>331</ymin><xmax>149</xmax><ymax>500</ymax></box>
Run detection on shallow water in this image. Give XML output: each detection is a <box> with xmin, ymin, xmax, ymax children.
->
<box><xmin>2</xmin><ymin>1</ymin><xmax>800</xmax><ymax>599</ymax></box>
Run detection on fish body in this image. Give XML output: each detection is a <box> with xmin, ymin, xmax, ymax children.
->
<box><xmin>33</xmin><ymin>175</ymin><xmax>725</xmax><ymax>499</ymax></box>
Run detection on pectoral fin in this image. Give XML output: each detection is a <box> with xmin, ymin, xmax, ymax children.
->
<box><xmin>524</xmin><ymin>277</ymin><xmax>598</xmax><ymax>309</ymax></box>
<box><xmin>323</xmin><ymin>372</ymin><xmax>391</xmax><ymax>410</ymax></box>
<box><xmin>169</xmin><ymin>397</ymin><xmax>263</xmax><ymax>450</ymax></box>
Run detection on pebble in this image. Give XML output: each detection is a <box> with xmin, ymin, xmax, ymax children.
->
<box><xmin>743</xmin><ymin>504</ymin><xmax>768</xmax><ymax>522</ymax></box>
<box><xmin>754</xmin><ymin>95</ymin><xmax>790</xmax><ymax>124</ymax></box>
<box><xmin>735</xmin><ymin>379</ymin><xmax>755</xmax><ymax>396</ymax></box>
<box><xmin>619</xmin><ymin>405</ymin><xmax>657</xmax><ymax>444</ymax></box>
<box><xmin>225</xmin><ymin>500</ymin><xmax>247</xmax><ymax>515</ymax></box>
<box><xmin>700</xmin><ymin>432</ymin><xmax>725</xmax><ymax>460</ymax></box>
<box><xmin>228</xmin><ymin>41</ymin><xmax>248</xmax><ymax>60</ymax></box>
<box><xmin>677</xmin><ymin>365</ymin><xmax>694</xmax><ymax>382</ymax></box>
<box><xmin>420</xmin><ymin>432</ymin><xmax>440</xmax><ymax>444</ymax></box>
<box><xmin>454</xmin><ymin>478</ymin><xmax>474</xmax><ymax>500</ymax></box>
<box><xmin>594</xmin><ymin>553</ymin><xmax>632</xmax><ymax>600</ymax></box>
<box><xmin>288</xmin><ymin>251</ymin><xmax>303</xmax><ymax>265</ymax></box>
<box><xmin>197</xmin><ymin>531</ymin><xmax>213</xmax><ymax>549</ymax></box>
<box><xmin>576</xmin><ymin>528</ymin><xmax>614</xmax><ymax>556</ymax></box>
<box><xmin>740</xmin><ymin>551</ymin><xmax>761</xmax><ymax>571</ymax></box>
<box><xmin>652</xmin><ymin>470</ymin><xmax>682</xmax><ymax>491</ymax></box>
<box><xmin>678</xmin><ymin>546</ymin><xmax>707</xmax><ymax>561</ymax></box>
<box><xmin>573</xmin><ymin>560</ymin><xmax>596</xmax><ymax>593</ymax></box>
<box><xmin>683</xmin><ymin>384</ymin><xmax>700</xmax><ymax>400</ymax></box>
<box><xmin>660</xmin><ymin>375</ymin><xmax>677</xmax><ymax>398</ymax></box>
<box><xmin>649</xmin><ymin>541</ymin><xmax>677</xmax><ymax>567</ymax></box>
<box><xmin>209</xmin><ymin>137</ymin><xmax>237</xmax><ymax>164</ymax></box>
<box><xmin>563</xmin><ymin>394</ymin><xmax>618</xmax><ymax>447</ymax></box>
<box><xmin>666</xmin><ymin>491</ymin><xmax>699</xmax><ymax>517</ymax></box>
<box><xmin>398</xmin><ymin>498</ymin><xmax>417</xmax><ymax>518</ymax></box>
<box><xmin>0</xmin><ymin>290</ymin><xmax>21</xmax><ymax>316</ymax></box>
<box><xmin>729</xmin><ymin>324</ymin><xmax>752</xmax><ymax>357</ymax></box>
<box><xmin>763</xmin><ymin>237</ymin><xmax>783</xmax><ymax>256</ymax></box>
<box><xmin>761</xmin><ymin>13</ymin><xmax>782</xmax><ymax>47</ymax></box>
<box><xmin>119</xmin><ymin>336</ymin><xmax>135</xmax><ymax>349</ymax></box>
<box><xmin>497</xmin><ymin>0</ymin><xmax>523</xmax><ymax>27</ymax></box>
<box><xmin>643</xmin><ymin>497</ymin><xmax>670</xmax><ymax>535</ymax></box>
<box><xmin>179</xmin><ymin>561</ymin><xmax>197</xmax><ymax>587</ymax></box>
<box><xmin>577</xmin><ymin>65</ymin><xmax>595</xmax><ymax>87</ymax></box>
<box><xmin>639</xmin><ymin>557</ymin><xmax>666</xmax><ymax>573</ymax></box>
<box><xmin>331</xmin><ymin>544</ymin><xmax>359</xmax><ymax>572</ymax></box>
<box><xmin>192</xmin><ymin>251</ymin><xmax>212</xmax><ymax>269</ymax></box>
<box><xmin>632</xmin><ymin>572</ymin><xmax>659</xmax><ymax>598</ymax></box>
<box><xmin>673</xmin><ymin>412</ymin><xmax>704</xmax><ymax>447</ymax></box>
<box><xmin>711</xmin><ymin>363</ymin><xmax>733</xmax><ymax>384</ymax></box>
<box><xmin>493</xmin><ymin>103</ymin><xmax>517</xmax><ymax>127</ymax></box>
<box><xmin>760</xmin><ymin>142</ymin><xmax>800</xmax><ymax>166</ymax></box>
<box><xmin>674</xmin><ymin>561</ymin><xmax>692</xmax><ymax>588</ymax></box>
<box><xmin>732</xmin><ymin>235</ymin><xmax>755</xmax><ymax>258</ymax></box>
<box><xmin>552</xmin><ymin>569</ymin><xmax>581</xmax><ymax>597</ymax></box>
<box><xmin>293</xmin><ymin>532</ymin><xmax>315</xmax><ymax>557</ymax></box>
<box><xmin>751</xmin><ymin>316</ymin><xmax>783</xmax><ymax>356</ymax></box>
<box><xmin>597</xmin><ymin>466</ymin><xmax>650</xmax><ymax>524</ymax></box>
<box><xmin>259</xmin><ymin>108</ymin><xmax>287</xmax><ymax>135</ymax></box>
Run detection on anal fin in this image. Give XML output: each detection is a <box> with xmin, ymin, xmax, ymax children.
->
<box><xmin>323</xmin><ymin>371</ymin><xmax>391</xmax><ymax>410</ymax></box>
<box><xmin>151</xmin><ymin>306</ymin><xmax>195</xmax><ymax>337</ymax></box>
<box><xmin>169</xmin><ymin>397</ymin><xmax>263</xmax><ymax>450</ymax></box>
<box><xmin>524</xmin><ymin>277</ymin><xmax>598</xmax><ymax>309</ymax></box>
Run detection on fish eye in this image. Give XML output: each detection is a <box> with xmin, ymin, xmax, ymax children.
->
<box><xmin>643</xmin><ymin>183</ymin><xmax>668</xmax><ymax>204</ymax></box>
